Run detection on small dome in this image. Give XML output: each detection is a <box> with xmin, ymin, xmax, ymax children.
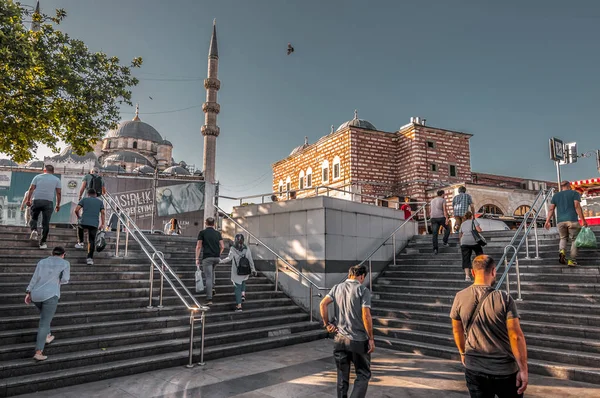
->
<box><xmin>47</xmin><ymin>146</ymin><xmax>99</xmax><ymax>164</ymax></box>
<box><xmin>26</xmin><ymin>160</ymin><xmax>45</xmax><ymax>168</ymax></box>
<box><xmin>193</xmin><ymin>169</ymin><xmax>204</xmax><ymax>176</ymax></box>
<box><xmin>133</xmin><ymin>165</ymin><xmax>155</xmax><ymax>174</ymax></box>
<box><xmin>162</xmin><ymin>166</ymin><xmax>190</xmax><ymax>175</ymax></box>
<box><xmin>336</xmin><ymin>110</ymin><xmax>377</xmax><ymax>132</ymax></box>
<box><xmin>0</xmin><ymin>159</ymin><xmax>18</xmax><ymax>167</ymax></box>
<box><xmin>102</xmin><ymin>165</ymin><xmax>126</xmax><ymax>173</ymax></box>
<box><xmin>106</xmin><ymin>119</ymin><xmax>163</xmax><ymax>143</ymax></box>
<box><xmin>161</xmin><ymin>139</ymin><xmax>173</xmax><ymax>146</ymax></box>
<box><xmin>290</xmin><ymin>136</ymin><xmax>310</xmax><ymax>156</ymax></box>
<box><xmin>103</xmin><ymin>151</ymin><xmax>152</xmax><ymax>166</ymax></box>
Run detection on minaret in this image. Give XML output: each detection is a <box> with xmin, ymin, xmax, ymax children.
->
<box><xmin>30</xmin><ymin>1</ymin><xmax>41</xmax><ymax>32</ymax></box>
<box><xmin>201</xmin><ymin>19</ymin><xmax>220</xmax><ymax>219</ymax></box>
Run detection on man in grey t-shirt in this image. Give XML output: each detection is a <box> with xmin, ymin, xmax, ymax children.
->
<box><xmin>430</xmin><ymin>190</ymin><xmax>450</xmax><ymax>254</ymax></box>
<box><xmin>450</xmin><ymin>255</ymin><xmax>528</xmax><ymax>397</ymax></box>
<box><xmin>24</xmin><ymin>165</ymin><xmax>62</xmax><ymax>249</ymax></box>
<box><xmin>320</xmin><ymin>265</ymin><xmax>374</xmax><ymax>398</ymax></box>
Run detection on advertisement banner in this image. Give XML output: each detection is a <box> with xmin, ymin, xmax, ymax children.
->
<box><xmin>112</xmin><ymin>189</ymin><xmax>154</xmax><ymax>219</ymax></box>
<box><xmin>156</xmin><ymin>182</ymin><xmax>205</xmax><ymax>217</ymax></box>
<box><xmin>60</xmin><ymin>175</ymin><xmax>82</xmax><ymax>206</ymax></box>
<box><xmin>0</xmin><ymin>171</ymin><xmax>12</xmax><ymax>188</ymax></box>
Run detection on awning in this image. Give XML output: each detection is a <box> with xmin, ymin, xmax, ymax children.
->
<box><xmin>572</xmin><ymin>178</ymin><xmax>600</xmax><ymax>194</ymax></box>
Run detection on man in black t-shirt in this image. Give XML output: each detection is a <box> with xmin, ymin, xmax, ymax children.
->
<box><xmin>196</xmin><ymin>217</ymin><xmax>224</xmax><ymax>305</ymax></box>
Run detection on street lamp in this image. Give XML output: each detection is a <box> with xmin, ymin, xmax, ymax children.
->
<box><xmin>580</xmin><ymin>150</ymin><xmax>600</xmax><ymax>174</ymax></box>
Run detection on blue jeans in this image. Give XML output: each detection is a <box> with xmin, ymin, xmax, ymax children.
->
<box><xmin>33</xmin><ymin>296</ymin><xmax>59</xmax><ymax>351</ymax></box>
<box><xmin>431</xmin><ymin>217</ymin><xmax>451</xmax><ymax>250</ymax></box>
<box><xmin>234</xmin><ymin>281</ymin><xmax>246</xmax><ymax>305</ymax></box>
<box><xmin>201</xmin><ymin>257</ymin><xmax>220</xmax><ymax>300</ymax></box>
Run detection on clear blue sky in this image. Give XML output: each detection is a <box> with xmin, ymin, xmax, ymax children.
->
<box><xmin>23</xmin><ymin>0</ymin><xmax>600</xmax><ymax>201</ymax></box>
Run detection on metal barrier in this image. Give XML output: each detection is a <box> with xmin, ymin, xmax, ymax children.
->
<box><xmin>103</xmin><ymin>192</ymin><xmax>208</xmax><ymax>368</ymax></box>
<box><xmin>495</xmin><ymin>188</ymin><xmax>554</xmax><ymax>297</ymax></box>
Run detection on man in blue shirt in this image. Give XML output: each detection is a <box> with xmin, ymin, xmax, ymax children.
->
<box><xmin>544</xmin><ymin>181</ymin><xmax>588</xmax><ymax>266</ymax></box>
<box><xmin>74</xmin><ymin>189</ymin><xmax>105</xmax><ymax>265</ymax></box>
<box><xmin>24</xmin><ymin>165</ymin><xmax>62</xmax><ymax>249</ymax></box>
<box><xmin>452</xmin><ymin>186</ymin><xmax>475</xmax><ymax>233</ymax></box>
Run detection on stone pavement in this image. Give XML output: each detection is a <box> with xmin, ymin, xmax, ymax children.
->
<box><xmin>15</xmin><ymin>339</ymin><xmax>600</xmax><ymax>398</ymax></box>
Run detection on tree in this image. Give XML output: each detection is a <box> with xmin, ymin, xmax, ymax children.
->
<box><xmin>0</xmin><ymin>0</ymin><xmax>142</xmax><ymax>162</ymax></box>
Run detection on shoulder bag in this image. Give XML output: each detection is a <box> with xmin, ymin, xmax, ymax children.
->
<box><xmin>471</xmin><ymin>219</ymin><xmax>487</xmax><ymax>247</ymax></box>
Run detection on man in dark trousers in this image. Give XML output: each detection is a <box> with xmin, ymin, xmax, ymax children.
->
<box><xmin>79</xmin><ymin>167</ymin><xmax>106</xmax><ymax>200</ymax></box>
<box><xmin>196</xmin><ymin>217</ymin><xmax>224</xmax><ymax>305</ymax></box>
<box><xmin>320</xmin><ymin>264</ymin><xmax>374</xmax><ymax>398</ymax></box>
<box><xmin>450</xmin><ymin>255</ymin><xmax>528</xmax><ymax>398</ymax></box>
<box><xmin>24</xmin><ymin>165</ymin><xmax>62</xmax><ymax>249</ymax></box>
<box><xmin>74</xmin><ymin>189</ymin><xmax>105</xmax><ymax>265</ymax></box>
<box><xmin>430</xmin><ymin>189</ymin><xmax>451</xmax><ymax>254</ymax></box>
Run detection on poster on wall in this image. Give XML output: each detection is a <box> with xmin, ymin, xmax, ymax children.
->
<box><xmin>60</xmin><ymin>175</ymin><xmax>82</xmax><ymax>206</ymax></box>
<box><xmin>156</xmin><ymin>182</ymin><xmax>204</xmax><ymax>217</ymax></box>
<box><xmin>0</xmin><ymin>171</ymin><xmax>12</xmax><ymax>189</ymax></box>
<box><xmin>112</xmin><ymin>189</ymin><xmax>154</xmax><ymax>219</ymax></box>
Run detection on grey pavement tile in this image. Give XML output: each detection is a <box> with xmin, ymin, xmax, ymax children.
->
<box><xmin>254</xmin><ymin>381</ymin><xmax>333</xmax><ymax>398</ymax></box>
<box><xmin>14</xmin><ymin>380</ymin><xmax>137</xmax><ymax>398</ymax></box>
<box><xmin>230</xmin><ymin>392</ymin><xmax>274</xmax><ymax>398</ymax></box>
<box><xmin>108</xmin><ymin>374</ymin><xmax>183</xmax><ymax>397</ymax></box>
<box><xmin>161</xmin><ymin>369</ymin><xmax>222</xmax><ymax>390</ymax></box>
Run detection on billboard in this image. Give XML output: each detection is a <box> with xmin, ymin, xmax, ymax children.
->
<box><xmin>156</xmin><ymin>182</ymin><xmax>204</xmax><ymax>217</ymax></box>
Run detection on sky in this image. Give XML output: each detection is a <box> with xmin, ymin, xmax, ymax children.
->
<box><xmin>9</xmin><ymin>0</ymin><xmax>600</xmax><ymax>204</ymax></box>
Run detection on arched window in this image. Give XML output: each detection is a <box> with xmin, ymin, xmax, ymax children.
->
<box><xmin>278</xmin><ymin>180</ymin><xmax>284</xmax><ymax>195</ymax></box>
<box><xmin>322</xmin><ymin>160</ymin><xmax>329</xmax><ymax>184</ymax></box>
<box><xmin>333</xmin><ymin>156</ymin><xmax>341</xmax><ymax>180</ymax></box>
<box><xmin>299</xmin><ymin>170</ymin><xmax>305</xmax><ymax>190</ymax></box>
<box><xmin>514</xmin><ymin>205</ymin><xmax>533</xmax><ymax>217</ymax></box>
<box><xmin>285</xmin><ymin>176</ymin><xmax>291</xmax><ymax>193</ymax></box>
<box><xmin>306</xmin><ymin>167</ymin><xmax>313</xmax><ymax>187</ymax></box>
<box><xmin>478</xmin><ymin>204</ymin><xmax>504</xmax><ymax>216</ymax></box>
<box><xmin>133</xmin><ymin>141</ymin><xmax>138</xmax><ymax>149</ymax></box>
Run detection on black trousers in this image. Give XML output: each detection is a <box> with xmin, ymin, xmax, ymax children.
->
<box><xmin>465</xmin><ymin>369</ymin><xmax>523</xmax><ymax>398</ymax></box>
<box><xmin>431</xmin><ymin>217</ymin><xmax>451</xmax><ymax>249</ymax></box>
<box><xmin>461</xmin><ymin>244</ymin><xmax>484</xmax><ymax>269</ymax></box>
<box><xmin>30</xmin><ymin>200</ymin><xmax>54</xmax><ymax>244</ymax></box>
<box><xmin>78</xmin><ymin>225</ymin><xmax>98</xmax><ymax>259</ymax></box>
<box><xmin>333</xmin><ymin>335</ymin><xmax>371</xmax><ymax>398</ymax></box>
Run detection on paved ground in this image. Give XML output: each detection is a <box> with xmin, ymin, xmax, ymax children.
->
<box><xmin>16</xmin><ymin>339</ymin><xmax>600</xmax><ymax>398</ymax></box>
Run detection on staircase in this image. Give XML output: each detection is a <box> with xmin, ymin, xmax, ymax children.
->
<box><xmin>372</xmin><ymin>227</ymin><xmax>600</xmax><ymax>384</ymax></box>
<box><xmin>0</xmin><ymin>226</ymin><xmax>326</xmax><ymax>397</ymax></box>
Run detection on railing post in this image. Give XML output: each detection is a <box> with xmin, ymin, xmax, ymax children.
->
<box><xmin>309</xmin><ymin>285</ymin><xmax>313</xmax><ymax>322</ymax></box>
<box><xmin>274</xmin><ymin>260</ymin><xmax>279</xmax><ymax>292</ymax></box>
<box><xmin>369</xmin><ymin>258</ymin><xmax>373</xmax><ymax>292</ymax></box>
<box><xmin>392</xmin><ymin>234</ymin><xmax>397</xmax><ymax>266</ymax></box>
<box><xmin>423</xmin><ymin>206</ymin><xmax>428</xmax><ymax>235</ymax></box>
<box><xmin>186</xmin><ymin>311</ymin><xmax>195</xmax><ymax>368</ymax></box>
<box><xmin>147</xmin><ymin>263</ymin><xmax>154</xmax><ymax>308</ymax></box>
<box><xmin>115</xmin><ymin>217</ymin><xmax>121</xmax><ymax>257</ymax></box>
<box><xmin>533</xmin><ymin>221</ymin><xmax>541</xmax><ymax>260</ymax></box>
<box><xmin>199</xmin><ymin>311</ymin><xmax>206</xmax><ymax>366</ymax></box>
<box><xmin>125</xmin><ymin>219</ymin><xmax>130</xmax><ymax>257</ymax></box>
<box><xmin>504</xmin><ymin>257</ymin><xmax>511</xmax><ymax>296</ymax></box>
<box><xmin>159</xmin><ymin>264</ymin><xmax>165</xmax><ymax>308</ymax></box>
<box><xmin>515</xmin><ymin>258</ymin><xmax>523</xmax><ymax>301</ymax></box>
<box><xmin>523</xmin><ymin>218</ymin><xmax>530</xmax><ymax>259</ymax></box>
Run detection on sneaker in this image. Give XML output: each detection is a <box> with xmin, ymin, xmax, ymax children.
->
<box><xmin>235</xmin><ymin>306</ymin><xmax>243</xmax><ymax>313</ymax></box>
<box><xmin>74</xmin><ymin>243</ymin><xmax>84</xmax><ymax>249</ymax></box>
<box><xmin>33</xmin><ymin>353</ymin><xmax>47</xmax><ymax>361</ymax></box>
<box><xmin>45</xmin><ymin>335</ymin><xmax>55</xmax><ymax>344</ymax></box>
<box><xmin>559</xmin><ymin>250</ymin><xmax>567</xmax><ymax>265</ymax></box>
<box><xmin>567</xmin><ymin>259</ymin><xmax>578</xmax><ymax>267</ymax></box>
<box><xmin>39</xmin><ymin>243</ymin><xmax>47</xmax><ymax>249</ymax></box>
<box><xmin>465</xmin><ymin>275</ymin><xmax>472</xmax><ymax>282</ymax></box>
<box><xmin>29</xmin><ymin>230</ymin><xmax>38</xmax><ymax>240</ymax></box>
<box><xmin>433</xmin><ymin>249</ymin><xmax>438</xmax><ymax>255</ymax></box>
<box><xmin>86</xmin><ymin>258</ymin><xmax>94</xmax><ymax>265</ymax></box>
<box><xmin>241</xmin><ymin>294</ymin><xmax>246</xmax><ymax>302</ymax></box>
<box><xmin>205</xmin><ymin>300</ymin><xmax>213</xmax><ymax>306</ymax></box>
<box><xmin>442</xmin><ymin>242</ymin><xmax>449</xmax><ymax>247</ymax></box>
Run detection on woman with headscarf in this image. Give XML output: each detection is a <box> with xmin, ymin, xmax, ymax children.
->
<box><xmin>219</xmin><ymin>234</ymin><xmax>257</xmax><ymax>312</ymax></box>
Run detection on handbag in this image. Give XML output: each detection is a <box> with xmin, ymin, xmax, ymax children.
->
<box><xmin>471</xmin><ymin>219</ymin><xmax>487</xmax><ymax>247</ymax></box>
<box><xmin>195</xmin><ymin>267</ymin><xmax>205</xmax><ymax>293</ymax></box>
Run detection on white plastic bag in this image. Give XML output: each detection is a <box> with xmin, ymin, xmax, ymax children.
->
<box><xmin>195</xmin><ymin>267</ymin><xmax>205</xmax><ymax>293</ymax></box>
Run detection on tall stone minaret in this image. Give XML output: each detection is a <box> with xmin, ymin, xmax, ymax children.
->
<box><xmin>201</xmin><ymin>19</ymin><xmax>220</xmax><ymax>220</ymax></box>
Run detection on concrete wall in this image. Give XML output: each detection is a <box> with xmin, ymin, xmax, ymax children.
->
<box><xmin>222</xmin><ymin>196</ymin><xmax>416</xmax><ymax>319</ymax></box>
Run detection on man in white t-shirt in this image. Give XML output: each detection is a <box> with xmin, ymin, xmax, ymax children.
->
<box><xmin>24</xmin><ymin>165</ymin><xmax>62</xmax><ymax>249</ymax></box>
<box><xmin>431</xmin><ymin>190</ymin><xmax>451</xmax><ymax>255</ymax></box>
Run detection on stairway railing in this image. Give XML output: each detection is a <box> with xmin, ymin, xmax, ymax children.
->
<box><xmin>495</xmin><ymin>188</ymin><xmax>554</xmax><ymax>300</ymax></box>
<box><xmin>103</xmin><ymin>192</ymin><xmax>208</xmax><ymax>367</ymax></box>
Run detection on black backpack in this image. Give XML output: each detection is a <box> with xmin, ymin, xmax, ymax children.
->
<box><xmin>235</xmin><ymin>251</ymin><xmax>251</xmax><ymax>276</ymax></box>
<box><xmin>89</xmin><ymin>174</ymin><xmax>103</xmax><ymax>194</ymax></box>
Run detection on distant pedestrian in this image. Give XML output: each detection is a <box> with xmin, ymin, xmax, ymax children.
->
<box><xmin>219</xmin><ymin>234</ymin><xmax>257</xmax><ymax>312</ymax></box>
<box><xmin>452</xmin><ymin>186</ymin><xmax>475</xmax><ymax>233</ymax></box>
<box><xmin>78</xmin><ymin>167</ymin><xmax>106</xmax><ymax>200</ymax></box>
<box><xmin>196</xmin><ymin>217</ymin><xmax>224</xmax><ymax>305</ymax></box>
<box><xmin>108</xmin><ymin>208</ymin><xmax>122</xmax><ymax>232</ymax></box>
<box><xmin>24</xmin><ymin>165</ymin><xmax>62</xmax><ymax>249</ymax></box>
<box><xmin>25</xmin><ymin>246</ymin><xmax>70</xmax><ymax>361</ymax></box>
<box><xmin>450</xmin><ymin>255</ymin><xmax>528</xmax><ymax>398</ymax></box>
<box><xmin>459</xmin><ymin>212</ymin><xmax>483</xmax><ymax>282</ymax></box>
<box><xmin>430</xmin><ymin>190</ymin><xmax>451</xmax><ymax>255</ymax></box>
<box><xmin>74</xmin><ymin>189</ymin><xmax>105</xmax><ymax>265</ymax></box>
<box><xmin>400</xmin><ymin>196</ymin><xmax>412</xmax><ymax>220</ymax></box>
<box><xmin>544</xmin><ymin>181</ymin><xmax>588</xmax><ymax>266</ymax></box>
<box><xmin>320</xmin><ymin>264</ymin><xmax>374</xmax><ymax>398</ymax></box>
<box><xmin>168</xmin><ymin>218</ymin><xmax>181</xmax><ymax>235</ymax></box>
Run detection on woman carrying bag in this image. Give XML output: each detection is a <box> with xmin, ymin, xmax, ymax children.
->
<box><xmin>459</xmin><ymin>211</ymin><xmax>485</xmax><ymax>282</ymax></box>
<box><xmin>219</xmin><ymin>234</ymin><xmax>257</xmax><ymax>312</ymax></box>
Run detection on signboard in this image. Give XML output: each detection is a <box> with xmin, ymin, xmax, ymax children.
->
<box><xmin>60</xmin><ymin>174</ymin><xmax>82</xmax><ymax>206</ymax></box>
<box><xmin>0</xmin><ymin>171</ymin><xmax>12</xmax><ymax>188</ymax></box>
<box><xmin>559</xmin><ymin>142</ymin><xmax>578</xmax><ymax>165</ymax></box>
<box><xmin>156</xmin><ymin>182</ymin><xmax>204</xmax><ymax>217</ymax></box>
<box><xmin>549</xmin><ymin>138</ymin><xmax>564</xmax><ymax>161</ymax></box>
<box><xmin>112</xmin><ymin>188</ymin><xmax>154</xmax><ymax>219</ymax></box>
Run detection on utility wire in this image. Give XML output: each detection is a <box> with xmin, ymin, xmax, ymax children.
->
<box><xmin>121</xmin><ymin>104</ymin><xmax>203</xmax><ymax>115</ymax></box>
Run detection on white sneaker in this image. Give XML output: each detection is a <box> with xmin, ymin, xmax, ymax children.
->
<box><xmin>74</xmin><ymin>243</ymin><xmax>84</xmax><ymax>249</ymax></box>
<box><xmin>45</xmin><ymin>335</ymin><xmax>55</xmax><ymax>344</ymax></box>
<box><xmin>86</xmin><ymin>258</ymin><xmax>94</xmax><ymax>265</ymax></box>
<box><xmin>33</xmin><ymin>353</ymin><xmax>47</xmax><ymax>361</ymax></box>
<box><xmin>30</xmin><ymin>230</ymin><xmax>38</xmax><ymax>240</ymax></box>
<box><xmin>39</xmin><ymin>243</ymin><xmax>48</xmax><ymax>249</ymax></box>
<box><xmin>465</xmin><ymin>275</ymin><xmax>472</xmax><ymax>282</ymax></box>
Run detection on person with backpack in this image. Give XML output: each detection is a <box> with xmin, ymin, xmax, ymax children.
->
<box><xmin>219</xmin><ymin>234</ymin><xmax>257</xmax><ymax>312</ymax></box>
<box><xmin>74</xmin><ymin>189</ymin><xmax>105</xmax><ymax>265</ymax></box>
<box><xmin>79</xmin><ymin>167</ymin><xmax>106</xmax><ymax>200</ymax></box>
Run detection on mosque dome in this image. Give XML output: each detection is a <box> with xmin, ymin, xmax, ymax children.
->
<box><xmin>162</xmin><ymin>166</ymin><xmax>190</xmax><ymax>175</ymax></box>
<box><xmin>335</xmin><ymin>110</ymin><xmax>377</xmax><ymax>132</ymax></box>
<box><xmin>106</xmin><ymin>107</ymin><xmax>163</xmax><ymax>143</ymax></box>
<box><xmin>25</xmin><ymin>160</ymin><xmax>45</xmax><ymax>168</ymax></box>
<box><xmin>102</xmin><ymin>165</ymin><xmax>126</xmax><ymax>173</ymax></box>
<box><xmin>161</xmin><ymin>139</ymin><xmax>173</xmax><ymax>146</ymax></box>
<box><xmin>0</xmin><ymin>159</ymin><xmax>18</xmax><ymax>167</ymax></box>
<box><xmin>290</xmin><ymin>136</ymin><xmax>310</xmax><ymax>156</ymax></box>
<box><xmin>103</xmin><ymin>151</ymin><xmax>153</xmax><ymax>166</ymax></box>
<box><xmin>133</xmin><ymin>165</ymin><xmax>155</xmax><ymax>174</ymax></box>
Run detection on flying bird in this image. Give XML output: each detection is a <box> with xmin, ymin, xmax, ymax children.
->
<box><xmin>287</xmin><ymin>43</ymin><xmax>294</xmax><ymax>55</ymax></box>
<box><xmin>149</xmin><ymin>96</ymin><xmax>154</xmax><ymax>100</ymax></box>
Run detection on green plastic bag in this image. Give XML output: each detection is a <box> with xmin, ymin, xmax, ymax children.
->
<box><xmin>575</xmin><ymin>227</ymin><xmax>597</xmax><ymax>249</ymax></box>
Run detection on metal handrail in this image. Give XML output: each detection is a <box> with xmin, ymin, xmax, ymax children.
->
<box><xmin>495</xmin><ymin>188</ymin><xmax>554</xmax><ymax>295</ymax></box>
<box><xmin>103</xmin><ymin>192</ymin><xmax>208</xmax><ymax>367</ymax></box>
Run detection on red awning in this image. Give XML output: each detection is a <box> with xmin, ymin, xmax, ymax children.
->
<box><xmin>572</xmin><ymin>178</ymin><xmax>600</xmax><ymax>194</ymax></box>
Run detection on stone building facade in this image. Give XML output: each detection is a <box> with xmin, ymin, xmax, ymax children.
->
<box><xmin>272</xmin><ymin>113</ymin><xmax>552</xmax><ymax>221</ymax></box>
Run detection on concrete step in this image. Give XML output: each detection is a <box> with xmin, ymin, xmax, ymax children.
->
<box><xmin>379</xmin><ymin>270</ymin><xmax>600</xmax><ymax>283</ymax></box>
<box><xmin>0</xmin><ymin>329</ymin><xmax>327</xmax><ymax>397</ymax></box>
